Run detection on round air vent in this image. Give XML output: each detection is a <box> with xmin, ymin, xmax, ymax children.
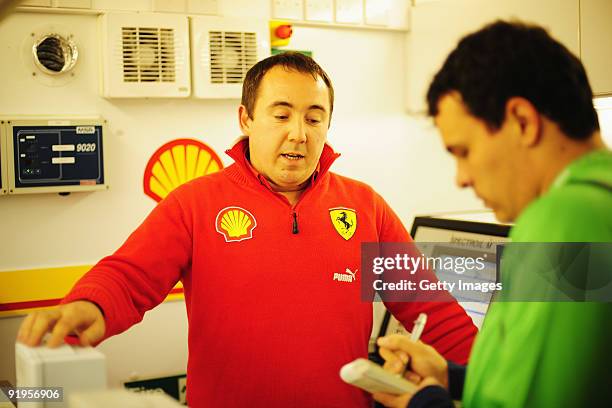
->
<box><xmin>32</xmin><ymin>34</ymin><xmax>78</xmax><ymax>75</ymax></box>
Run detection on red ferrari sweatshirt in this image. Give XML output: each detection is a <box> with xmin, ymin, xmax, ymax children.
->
<box><xmin>63</xmin><ymin>139</ymin><xmax>476</xmax><ymax>407</ymax></box>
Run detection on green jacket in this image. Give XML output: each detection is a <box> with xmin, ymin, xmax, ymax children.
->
<box><xmin>462</xmin><ymin>149</ymin><xmax>612</xmax><ymax>407</ymax></box>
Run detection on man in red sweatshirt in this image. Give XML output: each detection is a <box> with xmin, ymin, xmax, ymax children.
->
<box><xmin>17</xmin><ymin>52</ymin><xmax>477</xmax><ymax>407</ymax></box>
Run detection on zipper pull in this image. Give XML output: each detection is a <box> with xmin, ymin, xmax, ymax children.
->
<box><xmin>292</xmin><ymin>212</ymin><xmax>299</xmax><ymax>234</ymax></box>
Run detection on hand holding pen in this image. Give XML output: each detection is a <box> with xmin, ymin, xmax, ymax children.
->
<box><xmin>376</xmin><ymin>314</ymin><xmax>449</xmax><ymax>390</ymax></box>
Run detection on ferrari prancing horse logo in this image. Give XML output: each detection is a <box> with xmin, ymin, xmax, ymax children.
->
<box><xmin>329</xmin><ymin>207</ymin><xmax>357</xmax><ymax>240</ymax></box>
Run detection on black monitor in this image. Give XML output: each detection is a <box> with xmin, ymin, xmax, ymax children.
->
<box><xmin>369</xmin><ymin>215</ymin><xmax>511</xmax><ymax>356</ymax></box>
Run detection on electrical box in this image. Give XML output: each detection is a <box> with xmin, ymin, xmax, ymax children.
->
<box><xmin>1</xmin><ymin>117</ymin><xmax>107</xmax><ymax>195</ymax></box>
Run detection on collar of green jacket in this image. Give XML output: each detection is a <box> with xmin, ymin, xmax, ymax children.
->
<box><xmin>551</xmin><ymin>148</ymin><xmax>612</xmax><ymax>191</ymax></box>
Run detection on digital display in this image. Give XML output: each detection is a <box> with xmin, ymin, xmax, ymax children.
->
<box><xmin>12</xmin><ymin>125</ymin><xmax>104</xmax><ymax>189</ymax></box>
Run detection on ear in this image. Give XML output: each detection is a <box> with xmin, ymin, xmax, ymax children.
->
<box><xmin>505</xmin><ymin>97</ymin><xmax>541</xmax><ymax>147</ymax></box>
<box><xmin>238</xmin><ymin>105</ymin><xmax>252</xmax><ymax>135</ymax></box>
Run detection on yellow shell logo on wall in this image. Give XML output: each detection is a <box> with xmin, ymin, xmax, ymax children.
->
<box><xmin>215</xmin><ymin>207</ymin><xmax>257</xmax><ymax>242</ymax></box>
<box><xmin>329</xmin><ymin>207</ymin><xmax>357</xmax><ymax>240</ymax></box>
<box><xmin>144</xmin><ymin>139</ymin><xmax>223</xmax><ymax>202</ymax></box>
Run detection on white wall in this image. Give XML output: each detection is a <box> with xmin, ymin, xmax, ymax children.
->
<box><xmin>595</xmin><ymin>97</ymin><xmax>612</xmax><ymax>146</ymax></box>
<box><xmin>405</xmin><ymin>0</ymin><xmax>580</xmax><ymax>112</ymax></box>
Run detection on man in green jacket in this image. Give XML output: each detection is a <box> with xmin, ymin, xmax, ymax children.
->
<box><xmin>373</xmin><ymin>20</ymin><xmax>612</xmax><ymax>408</ymax></box>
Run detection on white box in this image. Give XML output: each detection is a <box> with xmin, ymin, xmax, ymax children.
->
<box><xmin>335</xmin><ymin>0</ymin><xmax>363</xmax><ymax>24</ymax></box>
<box><xmin>15</xmin><ymin>343</ymin><xmax>107</xmax><ymax>408</ymax></box>
<box><xmin>365</xmin><ymin>0</ymin><xmax>389</xmax><ymax>26</ymax></box>
<box><xmin>271</xmin><ymin>0</ymin><xmax>304</xmax><ymax>20</ymax></box>
<box><xmin>305</xmin><ymin>0</ymin><xmax>333</xmax><ymax>22</ymax></box>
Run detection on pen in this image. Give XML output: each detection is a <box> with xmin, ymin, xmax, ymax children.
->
<box><xmin>402</xmin><ymin>313</ymin><xmax>427</xmax><ymax>376</ymax></box>
<box><xmin>410</xmin><ymin>313</ymin><xmax>427</xmax><ymax>343</ymax></box>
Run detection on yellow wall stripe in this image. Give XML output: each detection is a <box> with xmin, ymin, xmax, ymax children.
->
<box><xmin>0</xmin><ymin>265</ymin><xmax>183</xmax><ymax>318</ymax></box>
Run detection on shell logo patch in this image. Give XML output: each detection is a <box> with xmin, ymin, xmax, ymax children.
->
<box><xmin>144</xmin><ymin>138</ymin><xmax>224</xmax><ymax>203</ymax></box>
<box><xmin>215</xmin><ymin>206</ymin><xmax>257</xmax><ymax>242</ymax></box>
<box><xmin>329</xmin><ymin>207</ymin><xmax>357</xmax><ymax>240</ymax></box>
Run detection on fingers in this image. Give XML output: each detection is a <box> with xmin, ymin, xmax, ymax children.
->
<box><xmin>378</xmin><ymin>334</ymin><xmax>422</xmax><ymax>374</ymax></box>
<box><xmin>22</xmin><ymin>310</ymin><xmax>61</xmax><ymax>347</ymax></box>
<box><xmin>47</xmin><ymin>302</ymin><xmax>103</xmax><ymax>347</ymax></box>
<box><xmin>47</xmin><ymin>315</ymin><xmax>78</xmax><ymax>348</ymax></box>
<box><xmin>377</xmin><ymin>334</ymin><xmax>420</xmax><ymax>353</ymax></box>
<box><xmin>78</xmin><ymin>320</ymin><xmax>105</xmax><ymax>347</ymax></box>
<box><xmin>378</xmin><ymin>334</ymin><xmax>443</xmax><ymax>366</ymax></box>
<box><xmin>17</xmin><ymin>313</ymin><xmax>36</xmax><ymax>343</ymax></box>
<box><xmin>405</xmin><ymin>371</ymin><xmax>422</xmax><ymax>384</ymax></box>
<box><xmin>396</xmin><ymin>351</ymin><xmax>409</xmax><ymax>365</ymax></box>
<box><xmin>16</xmin><ymin>301</ymin><xmax>105</xmax><ymax>349</ymax></box>
<box><xmin>379</xmin><ymin>347</ymin><xmax>405</xmax><ymax>373</ymax></box>
<box><xmin>377</xmin><ymin>333</ymin><xmax>449</xmax><ymax>390</ymax></box>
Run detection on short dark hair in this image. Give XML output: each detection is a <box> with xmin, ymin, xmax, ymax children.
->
<box><xmin>427</xmin><ymin>20</ymin><xmax>599</xmax><ymax>140</ymax></box>
<box><xmin>241</xmin><ymin>51</ymin><xmax>334</xmax><ymax>123</ymax></box>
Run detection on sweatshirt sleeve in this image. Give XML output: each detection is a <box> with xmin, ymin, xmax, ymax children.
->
<box><xmin>374</xmin><ymin>193</ymin><xmax>477</xmax><ymax>365</ymax></box>
<box><xmin>408</xmin><ymin>386</ymin><xmax>454</xmax><ymax>408</ymax></box>
<box><xmin>404</xmin><ymin>362</ymin><xmax>466</xmax><ymax>408</ymax></box>
<box><xmin>61</xmin><ymin>190</ymin><xmax>192</xmax><ymax>340</ymax></box>
<box><xmin>447</xmin><ymin>361</ymin><xmax>466</xmax><ymax>400</ymax></box>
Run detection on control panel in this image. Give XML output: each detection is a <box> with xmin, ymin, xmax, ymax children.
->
<box><xmin>1</xmin><ymin>118</ymin><xmax>107</xmax><ymax>195</ymax></box>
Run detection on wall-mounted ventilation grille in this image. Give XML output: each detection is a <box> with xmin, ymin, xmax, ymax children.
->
<box><xmin>208</xmin><ymin>31</ymin><xmax>258</xmax><ymax>84</ymax></box>
<box><xmin>121</xmin><ymin>27</ymin><xmax>176</xmax><ymax>83</ymax></box>
<box><xmin>100</xmin><ymin>12</ymin><xmax>190</xmax><ymax>98</ymax></box>
<box><xmin>190</xmin><ymin>16</ymin><xmax>269</xmax><ymax>99</ymax></box>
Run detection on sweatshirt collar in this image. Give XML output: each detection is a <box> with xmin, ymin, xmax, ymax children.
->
<box><xmin>224</xmin><ymin>137</ymin><xmax>341</xmax><ymax>188</ymax></box>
